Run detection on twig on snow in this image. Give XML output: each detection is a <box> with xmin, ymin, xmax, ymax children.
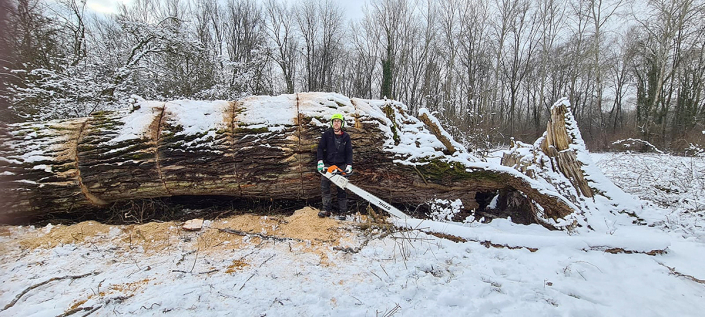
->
<box><xmin>81</xmin><ymin>306</ymin><xmax>102</xmax><ymax>317</ymax></box>
<box><xmin>190</xmin><ymin>243</ymin><xmax>200</xmax><ymax>273</ymax></box>
<box><xmin>218</xmin><ymin>228</ymin><xmax>300</xmax><ymax>243</ymax></box>
<box><xmin>239</xmin><ymin>274</ymin><xmax>256</xmax><ymax>291</ymax></box>
<box><xmin>333</xmin><ymin>246</ymin><xmax>362</xmax><ymax>253</ymax></box>
<box><xmin>380</xmin><ymin>303</ymin><xmax>402</xmax><ymax>317</ymax></box>
<box><xmin>2</xmin><ymin>271</ymin><xmax>101</xmax><ymax>312</ymax></box>
<box><xmin>370</xmin><ymin>271</ymin><xmax>383</xmax><ymax>282</ymax></box>
<box><xmin>56</xmin><ymin>305</ymin><xmax>100</xmax><ymax>317</ymax></box>
<box><xmin>260</xmin><ymin>254</ymin><xmax>276</xmax><ymax>267</ymax></box>
<box><xmin>350</xmin><ymin>295</ymin><xmax>363</xmax><ymax>305</ymax></box>
<box><xmin>379</xmin><ymin>264</ymin><xmax>390</xmax><ymax>278</ymax></box>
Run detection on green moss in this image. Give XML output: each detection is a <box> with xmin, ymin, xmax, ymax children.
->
<box><xmin>235</xmin><ymin>127</ymin><xmax>270</xmax><ymax>134</ymax></box>
<box><xmin>77</xmin><ymin>144</ymin><xmax>96</xmax><ymax>152</ymax></box>
<box><xmin>53</xmin><ymin>163</ymin><xmax>74</xmax><ymax>173</ymax></box>
<box><xmin>390</xmin><ymin>125</ymin><xmax>399</xmax><ymax>145</ymax></box>
<box><xmin>90</xmin><ymin>110</ymin><xmax>114</xmax><ymax>117</ymax></box>
<box><xmin>126</xmin><ymin>151</ymin><xmax>153</xmax><ymax>160</ymax></box>
<box><xmin>48</xmin><ymin>124</ymin><xmax>72</xmax><ymax>131</ymax></box>
<box><xmin>299</xmin><ymin>116</ymin><xmax>313</xmax><ymax>125</ymax></box>
<box><xmin>416</xmin><ymin>159</ymin><xmax>504</xmax><ymax>183</ymax></box>
<box><xmin>88</xmin><ymin>115</ymin><xmax>121</xmax><ymax>131</ymax></box>
<box><xmin>383</xmin><ymin>105</ymin><xmax>400</xmax><ymax>145</ymax></box>
<box><xmin>181</xmin><ymin>132</ymin><xmax>212</xmax><ymax>143</ymax></box>
<box><xmin>158</xmin><ymin>125</ymin><xmax>184</xmax><ymax>141</ymax></box>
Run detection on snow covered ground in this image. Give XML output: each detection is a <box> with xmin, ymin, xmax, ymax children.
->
<box><xmin>1</xmin><ymin>153</ymin><xmax>704</xmax><ymax>317</ymax></box>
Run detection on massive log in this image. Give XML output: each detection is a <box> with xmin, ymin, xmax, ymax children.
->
<box><xmin>0</xmin><ymin>93</ymin><xmax>579</xmax><ymax>227</ymax></box>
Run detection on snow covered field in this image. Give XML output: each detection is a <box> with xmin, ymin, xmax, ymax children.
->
<box><xmin>1</xmin><ymin>152</ymin><xmax>704</xmax><ymax>317</ymax></box>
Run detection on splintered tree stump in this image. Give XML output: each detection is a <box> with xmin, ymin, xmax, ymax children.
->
<box><xmin>0</xmin><ymin>93</ymin><xmax>579</xmax><ymax>226</ymax></box>
<box><xmin>540</xmin><ymin>103</ymin><xmax>593</xmax><ymax>198</ymax></box>
<box><xmin>501</xmin><ymin>97</ymin><xmax>595</xmax><ymax>214</ymax></box>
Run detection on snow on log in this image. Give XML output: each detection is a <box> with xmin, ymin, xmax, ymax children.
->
<box><xmin>1</xmin><ymin>93</ymin><xmax>579</xmax><ymax>227</ymax></box>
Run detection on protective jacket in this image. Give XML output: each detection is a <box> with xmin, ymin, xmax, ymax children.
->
<box><xmin>317</xmin><ymin>128</ymin><xmax>352</xmax><ymax>166</ymax></box>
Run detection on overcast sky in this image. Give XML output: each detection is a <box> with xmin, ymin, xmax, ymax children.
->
<box><xmin>84</xmin><ymin>0</ymin><xmax>367</xmax><ymax>22</ymax></box>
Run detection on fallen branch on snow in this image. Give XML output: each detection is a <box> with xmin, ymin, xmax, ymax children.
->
<box><xmin>56</xmin><ymin>305</ymin><xmax>101</xmax><ymax>317</ymax></box>
<box><xmin>2</xmin><ymin>271</ymin><xmax>101</xmax><ymax>312</ymax></box>
<box><xmin>420</xmin><ymin>229</ymin><xmax>666</xmax><ymax>256</ymax></box>
<box><xmin>660</xmin><ymin>263</ymin><xmax>705</xmax><ymax>284</ymax></box>
<box><xmin>217</xmin><ymin>228</ymin><xmax>302</xmax><ymax>243</ymax></box>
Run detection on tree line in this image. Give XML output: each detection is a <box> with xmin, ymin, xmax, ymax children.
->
<box><xmin>1</xmin><ymin>0</ymin><xmax>704</xmax><ymax>153</ymax></box>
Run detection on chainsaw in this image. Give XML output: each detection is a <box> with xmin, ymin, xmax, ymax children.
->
<box><xmin>320</xmin><ymin>165</ymin><xmax>412</xmax><ymax>220</ymax></box>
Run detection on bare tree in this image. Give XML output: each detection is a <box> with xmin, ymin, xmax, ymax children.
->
<box><xmin>0</xmin><ymin>0</ymin><xmax>17</xmax><ymax>122</ymax></box>
<box><xmin>295</xmin><ymin>0</ymin><xmax>344</xmax><ymax>92</ymax></box>
<box><xmin>318</xmin><ymin>0</ymin><xmax>345</xmax><ymax>91</ymax></box>
<box><xmin>264</xmin><ymin>0</ymin><xmax>297</xmax><ymax>93</ymax></box>
<box><xmin>398</xmin><ymin>0</ymin><xmax>435</xmax><ymax>115</ymax></box>
<box><xmin>455</xmin><ymin>0</ymin><xmax>496</xmax><ymax>150</ymax></box>
<box><xmin>296</xmin><ymin>0</ymin><xmax>318</xmax><ymax>91</ymax></box>
<box><xmin>224</xmin><ymin>0</ymin><xmax>269</xmax><ymax>95</ymax></box>
<box><xmin>607</xmin><ymin>30</ymin><xmax>632</xmax><ymax>135</ymax></box>
<box><xmin>54</xmin><ymin>0</ymin><xmax>88</xmax><ymax>66</ymax></box>
<box><xmin>630</xmin><ymin>0</ymin><xmax>703</xmax><ymax>146</ymax></box>
<box><xmin>534</xmin><ymin>0</ymin><xmax>567</xmax><ymax>130</ymax></box>
<box><xmin>366</xmin><ymin>0</ymin><xmax>414</xmax><ymax>99</ymax></box>
<box><xmin>348</xmin><ymin>15</ymin><xmax>381</xmax><ymax>99</ymax></box>
<box><xmin>585</xmin><ymin>0</ymin><xmax>623</xmax><ymax>143</ymax></box>
<box><xmin>498</xmin><ymin>0</ymin><xmax>539</xmax><ymax>136</ymax></box>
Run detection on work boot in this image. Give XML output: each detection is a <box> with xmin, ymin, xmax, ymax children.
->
<box><xmin>318</xmin><ymin>210</ymin><xmax>331</xmax><ymax>218</ymax></box>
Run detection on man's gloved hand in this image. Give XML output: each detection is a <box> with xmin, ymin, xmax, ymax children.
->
<box><xmin>344</xmin><ymin>165</ymin><xmax>352</xmax><ymax>174</ymax></box>
<box><xmin>317</xmin><ymin>160</ymin><xmax>324</xmax><ymax>173</ymax></box>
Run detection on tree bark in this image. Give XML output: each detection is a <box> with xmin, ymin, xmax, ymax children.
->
<box><xmin>0</xmin><ymin>93</ymin><xmax>577</xmax><ymax>226</ymax></box>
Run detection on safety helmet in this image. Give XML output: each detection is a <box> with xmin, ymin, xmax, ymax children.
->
<box><xmin>330</xmin><ymin>113</ymin><xmax>344</xmax><ymax>127</ymax></box>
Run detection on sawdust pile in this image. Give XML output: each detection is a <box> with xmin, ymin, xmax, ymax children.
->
<box><xmin>120</xmin><ymin>222</ymin><xmax>179</xmax><ymax>252</ymax></box>
<box><xmin>18</xmin><ymin>221</ymin><xmax>111</xmax><ymax>249</ymax></box>
<box><xmin>7</xmin><ymin>207</ymin><xmax>361</xmax><ymax>255</ymax></box>
<box><xmin>273</xmin><ymin>206</ymin><xmax>342</xmax><ymax>242</ymax></box>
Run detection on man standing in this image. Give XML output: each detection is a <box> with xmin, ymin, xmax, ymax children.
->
<box><xmin>316</xmin><ymin>113</ymin><xmax>353</xmax><ymax>219</ymax></box>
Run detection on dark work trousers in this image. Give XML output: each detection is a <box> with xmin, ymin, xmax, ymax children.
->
<box><xmin>321</xmin><ymin>174</ymin><xmax>348</xmax><ymax>215</ymax></box>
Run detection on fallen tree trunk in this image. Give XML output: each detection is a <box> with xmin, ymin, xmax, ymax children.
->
<box><xmin>0</xmin><ymin>93</ymin><xmax>577</xmax><ymax>226</ymax></box>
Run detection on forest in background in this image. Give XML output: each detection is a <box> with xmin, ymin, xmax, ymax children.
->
<box><xmin>1</xmin><ymin>0</ymin><xmax>704</xmax><ymax>153</ymax></box>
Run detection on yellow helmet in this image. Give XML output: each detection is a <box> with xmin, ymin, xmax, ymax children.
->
<box><xmin>330</xmin><ymin>113</ymin><xmax>344</xmax><ymax>127</ymax></box>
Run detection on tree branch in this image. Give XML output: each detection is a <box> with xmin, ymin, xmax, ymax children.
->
<box><xmin>2</xmin><ymin>271</ymin><xmax>101</xmax><ymax>312</ymax></box>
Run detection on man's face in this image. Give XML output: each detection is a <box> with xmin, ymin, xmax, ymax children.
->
<box><xmin>332</xmin><ymin>119</ymin><xmax>342</xmax><ymax>131</ymax></box>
